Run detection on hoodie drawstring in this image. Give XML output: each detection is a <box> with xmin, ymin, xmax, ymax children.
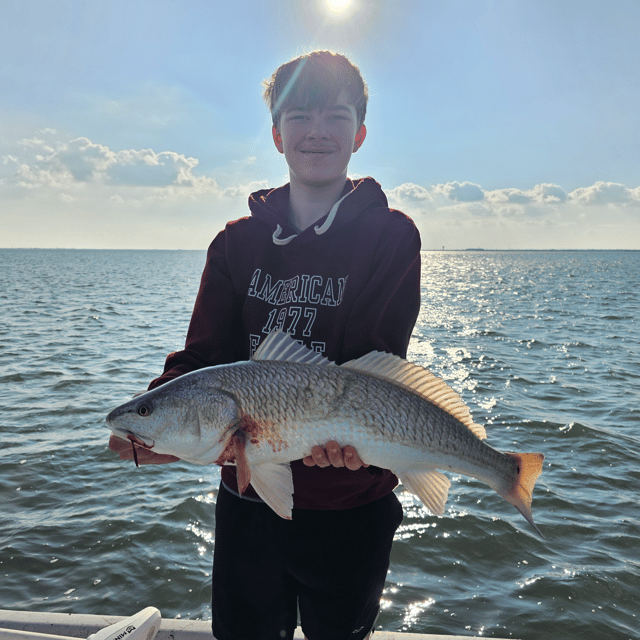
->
<box><xmin>271</xmin><ymin>192</ymin><xmax>351</xmax><ymax>245</ymax></box>
<box><xmin>314</xmin><ymin>193</ymin><xmax>350</xmax><ymax>236</ymax></box>
<box><xmin>272</xmin><ymin>225</ymin><xmax>298</xmax><ymax>246</ymax></box>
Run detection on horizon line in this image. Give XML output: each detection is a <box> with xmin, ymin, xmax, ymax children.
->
<box><xmin>1</xmin><ymin>247</ymin><xmax>638</xmax><ymax>252</ymax></box>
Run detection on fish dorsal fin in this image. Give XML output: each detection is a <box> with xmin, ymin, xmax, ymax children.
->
<box><xmin>341</xmin><ymin>352</ymin><xmax>487</xmax><ymax>440</ymax></box>
<box><xmin>252</xmin><ymin>330</ymin><xmax>332</xmax><ymax>366</ymax></box>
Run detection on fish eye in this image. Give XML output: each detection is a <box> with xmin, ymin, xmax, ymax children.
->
<box><xmin>138</xmin><ymin>405</ymin><xmax>151</xmax><ymax>417</ymax></box>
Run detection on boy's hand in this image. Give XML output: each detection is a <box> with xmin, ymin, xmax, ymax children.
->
<box><xmin>302</xmin><ymin>440</ymin><xmax>369</xmax><ymax>471</ymax></box>
<box><xmin>108</xmin><ymin>434</ymin><xmax>180</xmax><ymax>465</ymax></box>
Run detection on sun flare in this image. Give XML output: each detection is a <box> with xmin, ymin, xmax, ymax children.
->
<box><xmin>326</xmin><ymin>0</ymin><xmax>352</xmax><ymax>13</ymax></box>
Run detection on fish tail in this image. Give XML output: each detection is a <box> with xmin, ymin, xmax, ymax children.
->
<box><xmin>501</xmin><ymin>452</ymin><xmax>545</xmax><ymax>538</ymax></box>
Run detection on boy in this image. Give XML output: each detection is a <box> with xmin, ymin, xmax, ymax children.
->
<box><xmin>110</xmin><ymin>50</ymin><xmax>421</xmax><ymax>640</ymax></box>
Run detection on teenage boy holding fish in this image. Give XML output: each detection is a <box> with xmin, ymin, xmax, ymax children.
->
<box><xmin>110</xmin><ymin>50</ymin><xmax>421</xmax><ymax>640</ymax></box>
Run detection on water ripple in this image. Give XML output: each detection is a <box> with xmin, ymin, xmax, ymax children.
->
<box><xmin>2</xmin><ymin>249</ymin><xmax>639</xmax><ymax>639</ymax></box>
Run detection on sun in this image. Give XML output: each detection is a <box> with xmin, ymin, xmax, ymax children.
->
<box><xmin>317</xmin><ymin>0</ymin><xmax>358</xmax><ymax>23</ymax></box>
<box><xmin>322</xmin><ymin>0</ymin><xmax>357</xmax><ymax>22</ymax></box>
<box><xmin>326</xmin><ymin>0</ymin><xmax>352</xmax><ymax>14</ymax></box>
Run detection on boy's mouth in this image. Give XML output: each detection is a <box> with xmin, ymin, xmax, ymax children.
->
<box><xmin>298</xmin><ymin>146</ymin><xmax>336</xmax><ymax>154</ymax></box>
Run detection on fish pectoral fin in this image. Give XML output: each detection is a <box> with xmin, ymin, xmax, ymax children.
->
<box><xmin>397</xmin><ymin>469</ymin><xmax>451</xmax><ymax>516</ymax></box>
<box><xmin>233</xmin><ymin>434</ymin><xmax>252</xmax><ymax>494</ymax></box>
<box><xmin>249</xmin><ymin>462</ymin><xmax>294</xmax><ymax>520</ymax></box>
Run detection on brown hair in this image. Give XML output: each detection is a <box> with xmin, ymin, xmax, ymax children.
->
<box><xmin>263</xmin><ymin>50</ymin><xmax>368</xmax><ymax>128</ymax></box>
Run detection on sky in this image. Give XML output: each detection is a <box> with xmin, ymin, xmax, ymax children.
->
<box><xmin>1</xmin><ymin>0</ymin><xmax>639</xmax><ymax>250</ymax></box>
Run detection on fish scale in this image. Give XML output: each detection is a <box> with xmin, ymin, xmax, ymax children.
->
<box><xmin>107</xmin><ymin>330</ymin><xmax>545</xmax><ymax>537</ymax></box>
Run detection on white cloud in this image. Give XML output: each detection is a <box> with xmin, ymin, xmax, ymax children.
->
<box><xmin>485</xmin><ymin>183</ymin><xmax>568</xmax><ymax>206</ymax></box>
<box><xmin>2</xmin><ymin>130</ymin><xmax>639</xmax><ymax>249</ymax></box>
<box><xmin>433</xmin><ymin>181</ymin><xmax>485</xmax><ymax>202</ymax></box>
<box><xmin>57</xmin><ymin>137</ymin><xmax>115</xmax><ymax>181</ymax></box>
<box><xmin>384</xmin><ymin>180</ymin><xmax>640</xmax><ymax>250</ymax></box>
<box><xmin>387</xmin><ymin>182</ymin><xmax>432</xmax><ymax>203</ymax></box>
<box><xmin>2</xmin><ymin>132</ymin><xmax>218</xmax><ymax>192</ymax></box>
<box><xmin>222</xmin><ymin>180</ymin><xmax>270</xmax><ymax>199</ymax></box>
<box><xmin>485</xmin><ymin>188</ymin><xmax>533</xmax><ymax>204</ymax></box>
<box><xmin>569</xmin><ymin>181</ymin><xmax>639</xmax><ymax>205</ymax></box>
<box><xmin>0</xmin><ymin>131</ymin><xmax>259</xmax><ymax>248</ymax></box>
<box><xmin>532</xmin><ymin>183</ymin><xmax>568</xmax><ymax>203</ymax></box>
<box><xmin>107</xmin><ymin>149</ymin><xmax>202</xmax><ymax>187</ymax></box>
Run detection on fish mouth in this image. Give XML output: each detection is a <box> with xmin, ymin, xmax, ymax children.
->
<box><xmin>110</xmin><ymin>426</ymin><xmax>155</xmax><ymax>450</ymax></box>
<box><xmin>127</xmin><ymin>433</ymin><xmax>155</xmax><ymax>450</ymax></box>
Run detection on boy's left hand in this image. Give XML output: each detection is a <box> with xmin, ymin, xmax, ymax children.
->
<box><xmin>302</xmin><ymin>440</ymin><xmax>369</xmax><ymax>471</ymax></box>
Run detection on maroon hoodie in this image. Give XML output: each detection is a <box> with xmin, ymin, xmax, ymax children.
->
<box><xmin>149</xmin><ymin>177</ymin><xmax>421</xmax><ymax>509</ymax></box>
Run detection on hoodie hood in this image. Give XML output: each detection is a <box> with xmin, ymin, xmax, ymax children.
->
<box><xmin>248</xmin><ymin>177</ymin><xmax>390</xmax><ymax>246</ymax></box>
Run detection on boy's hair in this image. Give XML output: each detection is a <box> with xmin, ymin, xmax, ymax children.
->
<box><xmin>263</xmin><ymin>50</ymin><xmax>368</xmax><ymax>128</ymax></box>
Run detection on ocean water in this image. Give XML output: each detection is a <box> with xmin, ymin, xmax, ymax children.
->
<box><xmin>1</xmin><ymin>248</ymin><xmax>639</xmax><ymax>640</ymax></box>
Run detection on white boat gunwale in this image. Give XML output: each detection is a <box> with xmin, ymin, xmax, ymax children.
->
<box><xmin>0</xmin><ymin>609</ymin><xmax>518</xmax><ymax>640</ymax></box>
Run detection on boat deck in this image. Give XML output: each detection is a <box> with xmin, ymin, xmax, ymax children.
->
<box><xmin>0</xmin><ymin>610</ymin><xmax>517</xmax><ymax>640</ymax></box>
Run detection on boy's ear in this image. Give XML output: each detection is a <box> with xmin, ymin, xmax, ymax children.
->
<box><xmin>353</xmin><ymin>124</ymin><xmax>367</xmax><ymax>152</ymax></box>
<box><xmin>272</xmin><ymin>126</ymin><xmax>284</xmax><ymax>154</ymax></box>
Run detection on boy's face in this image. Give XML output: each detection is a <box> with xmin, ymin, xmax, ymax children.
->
<box><xmin>273</xmin><ymin>89</ymin><xmax>366</xmax><ymax>189</ymax></box>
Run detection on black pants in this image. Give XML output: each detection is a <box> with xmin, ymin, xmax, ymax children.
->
<box><xmin>211</xmin><ymin>484</ymin><xmax>403</xmax><ymax>640</ymax></box>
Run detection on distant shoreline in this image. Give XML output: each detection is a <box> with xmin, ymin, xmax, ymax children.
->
<box><xmin>1</xmin><ymin>247</ymin><xmax>638</xmax><ymax>253</ymax></box>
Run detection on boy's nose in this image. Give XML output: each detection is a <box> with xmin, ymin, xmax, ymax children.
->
<box><xmin>306</xmin><ymin>114</ymin><xmax>329</xmax><ymax>139</ymax></box>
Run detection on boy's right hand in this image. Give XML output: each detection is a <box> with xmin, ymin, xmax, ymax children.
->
<box><xmin>302</xmin><ymin>441</ymin><xmax>369</xmax><ymax>471</ymax></box>
<box><xmin>108</xmin><ymin>434</ymin><xmax>180</xmax><ymax>465</ymax></box>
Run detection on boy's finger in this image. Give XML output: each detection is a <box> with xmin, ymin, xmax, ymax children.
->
<box><xmin>326</xmin><ymin>441</ymin><xmax>345</xmax><ymax>467</ymax></box>
<box><xmin>344</xmin><ymin>445</ymin><xmax>369</xmax><ymax>471</ymax></box>
<box><xmin>309</xmin><ymin>445</ymin><xmax>331</xmax><ymax>467</ymax></box>
<box><xmin>301</xmin><ymin>443</ymin><xmax>369</xmax><ymax>470</ymax></box>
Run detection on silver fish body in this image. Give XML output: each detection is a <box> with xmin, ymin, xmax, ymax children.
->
<box><xmin>107</xmin><ymin>331</ymin><xmax>544</xmax><ymax>536</ymax></box>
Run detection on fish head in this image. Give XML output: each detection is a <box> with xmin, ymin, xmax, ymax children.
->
<box><xmin>106</xmin><ymin>371</ymin><xmax>240</xmax><ymax>465</ymax></box>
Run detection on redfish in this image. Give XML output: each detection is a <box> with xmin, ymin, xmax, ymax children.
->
<box><xmin>107</xmin><ymin>331</ymin><xmax>545</xmax><ymax>537</ymax></box>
